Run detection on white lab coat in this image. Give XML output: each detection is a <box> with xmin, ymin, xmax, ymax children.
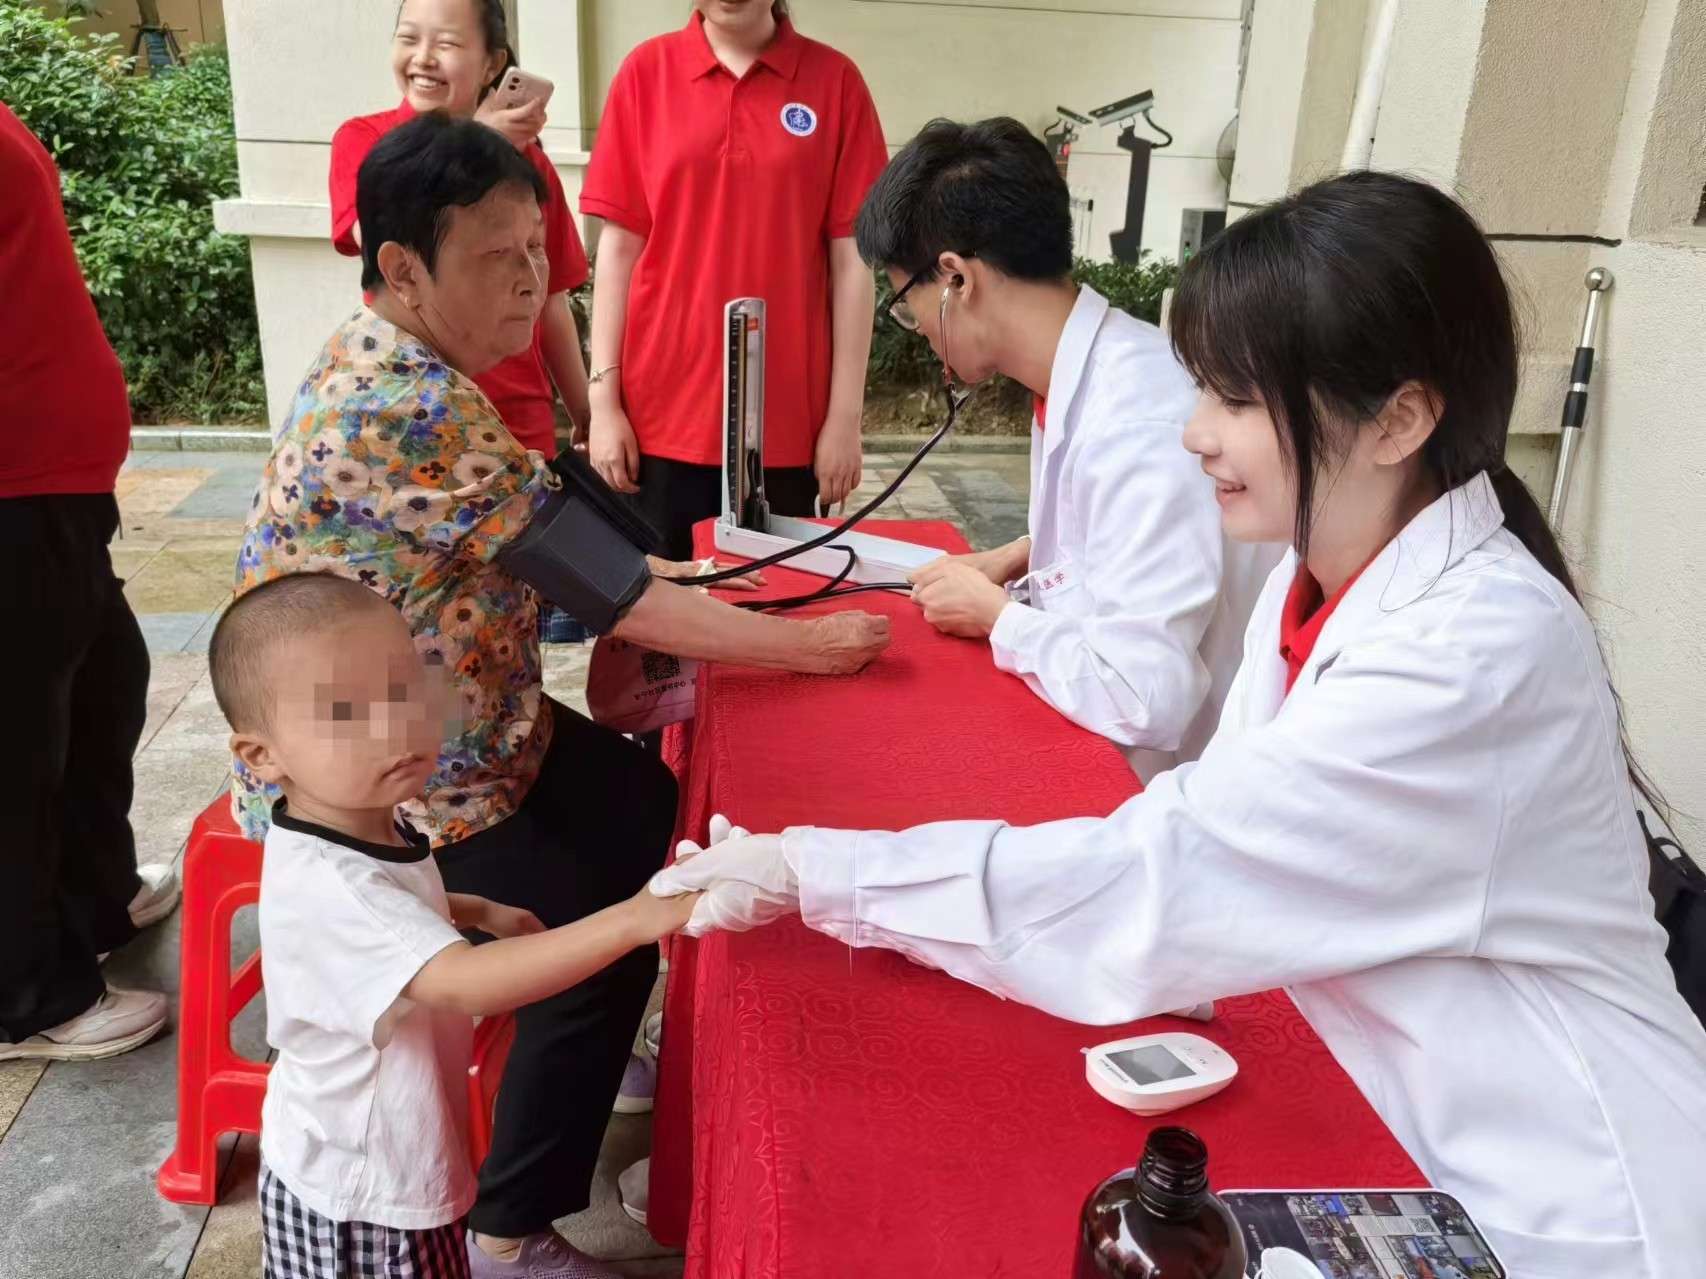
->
<box><xmin>988</xmin><ymin>286</ymin><xmax>1277</xmax><ymax>778</ymax></box>
<box><xmin>788</xmin><ymin>473</ymin><xmax>1706</xmax><ymax>1279</ymax></box>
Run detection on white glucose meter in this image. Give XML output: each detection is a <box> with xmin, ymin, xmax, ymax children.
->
<box><xmin>1083</xmin><ymin>1032</ymin><xmax>1237</xmax><ymax>1115</ymax></box>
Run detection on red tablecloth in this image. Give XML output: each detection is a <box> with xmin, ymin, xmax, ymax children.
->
<box><xmin>653</xmin><ymin>520</ymin><xmax>1422</xmax><ymax>1277</ymax></box>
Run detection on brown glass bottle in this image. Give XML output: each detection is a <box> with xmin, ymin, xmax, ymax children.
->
<box><xmin>1072</xmin><ymin>1127</ymin><xmax>1248</xmax><ymax>1279</ymax></box>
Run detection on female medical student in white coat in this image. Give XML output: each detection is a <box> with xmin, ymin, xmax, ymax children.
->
<box><xmin>653</xmin><ymin>171</ymin><xmax>1706</xmax><ymax>1278</ymax></box>
<box><xmin>859</xmin><ymin>119</ymin><xmax>1275</xmax><ymax>777</ymax></box>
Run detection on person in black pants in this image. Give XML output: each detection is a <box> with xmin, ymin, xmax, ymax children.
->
<box><xmin>0</xmin><ymin>101</ymin><xmax>178</xmax><ymax>1064</ymax></box>
<box><xmin>579</xmin><ymin>2</ymin><xmax>893</xmax><ymax>563</ymax></box>
<box><xmin>622</xmin><ymin>459</ymin><xmax>823</xmax><ymax>562</ymax></box>
<box><xmin>437</xmin><ymin>702</ymin><xmax>677</xmax><ymax>1242</ymax></box>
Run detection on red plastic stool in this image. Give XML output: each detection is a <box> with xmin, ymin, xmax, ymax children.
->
<box><xmin>467</xmin><ymin>1013</ymin><xmax>516</xmax><ymax>1164</ymax></box>
<box><xmin>156</xmin><ymin>796</ymin><xmax>269</xmax><ymax>1205</ymax></box>
<box><xmin>157</xmin><ymin>798</ymin><xmax>513</xmax><ymax>1204</ymax></box>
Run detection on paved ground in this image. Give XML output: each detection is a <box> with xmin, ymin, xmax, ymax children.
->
<box><xmin>0</xmin><ymin>444</ymin><xmax>1029</xmax><ymax>1279</ymax></box>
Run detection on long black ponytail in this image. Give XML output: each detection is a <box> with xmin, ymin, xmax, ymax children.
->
<box><xmin>1171</xmin><ymin>169</ymin><xmax>1664</xmax><ymax>812</ymax></box>
<box><xmin>469</xmin><ymin>0</ymin><xmax>517</xmax><ymax>99</ymax></box>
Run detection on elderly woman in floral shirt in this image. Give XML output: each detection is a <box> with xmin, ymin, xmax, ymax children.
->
<box><xmin>230</xmin><ymin>114</ymin><xmax>888</xmax><ymax>1271</ymax></box>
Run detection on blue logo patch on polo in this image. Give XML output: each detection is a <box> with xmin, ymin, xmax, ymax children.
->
<box><xmin>780</xmin><ymin>103</ymin><xmax>817</xmax><ymax>137</ymax></box>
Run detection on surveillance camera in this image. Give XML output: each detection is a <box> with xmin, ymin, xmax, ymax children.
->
<box><xmin>1089</xmin><ymin>90</ymin><xmax>1156</xmax><ymax>124</ymax></box>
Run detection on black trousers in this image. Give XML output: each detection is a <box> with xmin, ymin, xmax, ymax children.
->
<box><xmin>435</xmin><ymin>699</ymin><xmax>678</xmax><ymax>1237</ymax></box>
<box><xmin>0</xmin><ymin>494</ymin><xmax>148</xmax><ymax>1042</ymax></box>
<box><xmin>625</xmin><ymin>455</ymin><xmax>819</xmax><ymax>561</ymax></box>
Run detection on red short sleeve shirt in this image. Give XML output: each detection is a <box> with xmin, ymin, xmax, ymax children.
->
<box><xmin>581</xmin><ymin>16</ymin><xmax>889</xmax><ymax>467</ymax></box>
<box><xmin>328</xmin><ymin>101</ymin><xmax>589</xmax><ymax>456</ymax></box>
<box><xmin>0</xmin><ymin>102</ymin><xmax>130</xmax><ymax>497</ymax></box>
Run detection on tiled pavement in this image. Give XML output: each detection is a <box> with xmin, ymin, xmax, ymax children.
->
<box><xmin>0</xmin><ymin>443</ymin><xmax>1029</xmax><ymax>1279</ymax></box>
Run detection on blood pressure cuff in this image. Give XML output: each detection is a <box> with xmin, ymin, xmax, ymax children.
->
<box><xmin>498</xmin><ymin>451</ymin><xmax>659</xmax><ymax>635</ymax></box>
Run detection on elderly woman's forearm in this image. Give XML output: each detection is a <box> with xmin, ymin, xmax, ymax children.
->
<box><xmin>614</xmin><ymin>578</ymin><xmax>818</xmax><ymax>670</ymax></box>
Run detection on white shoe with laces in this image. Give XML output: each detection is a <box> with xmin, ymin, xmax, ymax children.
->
<box><xmin>129</xmin><ymin>863</ymin><xmax>181</xmax><ymax>928</ymax></box>
<box><xmin>98</xmin><ymin>863</ymin><xmax>182</xmax><ymax>964</ymax></box>
<box><xmin>0</xmin><ymin>987</ymin><xmax>168</xmax><ymax>1062</ymax></box>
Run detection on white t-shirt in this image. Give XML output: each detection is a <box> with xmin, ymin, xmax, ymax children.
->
<box><xmin>258</xmin><ymin>803</ymin><xmax>474</xmax><ymax>1229</ymax></box>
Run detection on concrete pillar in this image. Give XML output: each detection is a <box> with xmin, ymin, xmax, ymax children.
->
<box><xmin>1228</xmin><ymin>0</ymin><xmax>1373</xmax><ymax>214</ymax></box>
<box><xmin>515</xmin><ymin>0</ymin><xmax>591</xmax><ymax>174</ymax></box>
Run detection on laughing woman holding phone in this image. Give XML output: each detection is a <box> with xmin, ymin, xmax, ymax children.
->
<box><xmin>330</xmin><ymin>0</ymin><xmax>589</xmax><ymax>462</ymax></box>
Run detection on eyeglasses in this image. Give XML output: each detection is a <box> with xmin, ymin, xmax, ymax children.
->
<box><xmin>885</xmin><ymin>266</ymin><xmax>933</xmax><ymax>332</ymax></box>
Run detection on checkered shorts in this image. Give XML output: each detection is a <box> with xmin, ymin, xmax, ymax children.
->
<box><xmin>259</xmin><ymin>1161</ymin><xmax>469</xmax><ymax>1279</ymax></box>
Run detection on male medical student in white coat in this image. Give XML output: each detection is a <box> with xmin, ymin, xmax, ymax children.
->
<box><xmin>856</xmin><ymin>117</ymin><xmax>1276</xmax><ymax>778</ymax></box>
<box><xmin>655</xmin><ymin>173</ymin><xmax>1706</xmax><ymax>1278</ymax></box>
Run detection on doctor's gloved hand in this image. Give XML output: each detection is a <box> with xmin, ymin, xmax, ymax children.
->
<box><xmin>649</xmin><ymin>813</ymin><xmax>801</xmax><ymax>938</ymax></box>
<box><xmin>908</xmin><ymin>559</ymin><xmax>1011</xmax><ymax>639</ymax></box>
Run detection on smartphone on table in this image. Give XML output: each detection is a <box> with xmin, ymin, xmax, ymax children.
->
<box><xmin>1221</xmin><ymin>1189</ymin><xmax>1505</xmax><ymax>1279</ymax></box>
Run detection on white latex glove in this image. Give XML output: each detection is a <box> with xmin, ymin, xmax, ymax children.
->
<box><xmin>650</xmin><ymin>813</ymin><xmax>800</xmax><ymax>938</ymax></box>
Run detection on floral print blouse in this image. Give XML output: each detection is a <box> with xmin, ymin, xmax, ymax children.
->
<box><xmin>231</xmin><ymin>306</ymin><xmax>552</xmax><ymax>846</ymax></box>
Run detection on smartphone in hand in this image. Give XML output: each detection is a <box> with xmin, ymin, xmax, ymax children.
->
<box><xmin>491</xmin><ymin>67</ymin><xmax>554</xmax><ymax>113</ymax></box>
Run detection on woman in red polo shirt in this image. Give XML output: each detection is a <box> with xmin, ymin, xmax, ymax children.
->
<box><xmin>328</xmin><ymin>0</ymin><xmax>589</xmax><ymax>461</ymax></box>
<box><xmin>582</xmin><ymin>0</ymin><xmax>889</xmax><ymax>558</ymax></box>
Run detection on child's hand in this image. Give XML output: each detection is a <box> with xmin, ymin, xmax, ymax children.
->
<box><xmin>481</xmin><ymin>901</ymin><xmax>547</xmax><ymax>939</ymax></box>
<box><xmin>628</xmin><ymin>884</ymin><xmax>703</xmax><ymax>943</ymax></box>
<box><xmin>450</xmin><ymin>893</ymin><xmax>546</xmax><ymax>939</ymax></box>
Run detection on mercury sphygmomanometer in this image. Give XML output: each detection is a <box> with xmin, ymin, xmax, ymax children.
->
<box><xmin>707</xmin><ymin>298</ymin><xmax>957</xmax><ymax>589</ymax></box>
<box><xmin>500</xmin><ymin>295</ymin><xmax>965</xmax><ymax>629</ymax></box>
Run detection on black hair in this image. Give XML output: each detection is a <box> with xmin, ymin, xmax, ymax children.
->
<box><xmin>1172</xmin><ymin>169</ymin><xmax>1666</xmax><ymax>811</ymax></box>
<box><xmin>395</xmin><ymin>0</ymin><xmax>516</xmax><ymax>98</ymax></box>
<box><xmin>357</xmin><ymin>111</ymin><xmax>546</xmax><ymax>292</ymax></box>
<box><xmin>210</xmin><ymin>574</ymin><xmax>396</xmax><ymax>732</ymax></box>
<box><xmin>1169</xmin><ymin>170</ymin><xmax>1569</xmax><ymax>579</ymax></box>
<box><xmin>854</xmin><ymin>116</ymin><xmax>1073</xmax><ymax>282</ymax></box>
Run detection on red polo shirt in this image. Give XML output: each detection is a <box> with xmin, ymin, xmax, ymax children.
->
<box><xmin>0</xmin><ymin>102</ymin><xmax>131</xmax><ymax>498</ymax></box>
<box><xmin>328</xmin><ymin>101</ymin><xmax>589</xmax><ymax>456</ymax></box>
<box><xmin>1279</xmin><ymin>562</ymin><xmax>1368</xmax><ymax>693</ymax></box>
<box><xmin>581</xmin><ymin>16</ymin><xmax>889</xmax><ymax>467</ymax></box>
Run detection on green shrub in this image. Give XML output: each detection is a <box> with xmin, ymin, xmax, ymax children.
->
<box><xmin>865</xmin><ymin>254</ymin><xmax>1182</xmax><ymax>398</ymax></box>
<box><xmin>1073</xmin><ymin>254</ymin><xmax>1180</xmax><ymax>328</ymax></box>
<box><xmin>0</xmin><ymin>3</ymin><xmax>264</xmax><ymax>422</ymax></box>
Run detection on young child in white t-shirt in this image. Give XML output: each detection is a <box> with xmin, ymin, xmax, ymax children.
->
<box><xmin>208</xmin><ymin>573</ymin><xmax>697</xmax><ymax>1279</ymax></box>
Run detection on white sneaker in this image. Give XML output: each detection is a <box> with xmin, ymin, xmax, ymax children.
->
<box><xmin>618</xmin><ymin>1157</ymin><xmax>649</xmax><ymax>1226</ymax></box>
<box><xmin>129</xmin><ymin>863</ymin><xmax>181</xmax><ymax>929</ymax></box>
<box><xmin>0</xmin><ymin>987</ymin><xmax>168</xmax><ymax>1062</ymax></box>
